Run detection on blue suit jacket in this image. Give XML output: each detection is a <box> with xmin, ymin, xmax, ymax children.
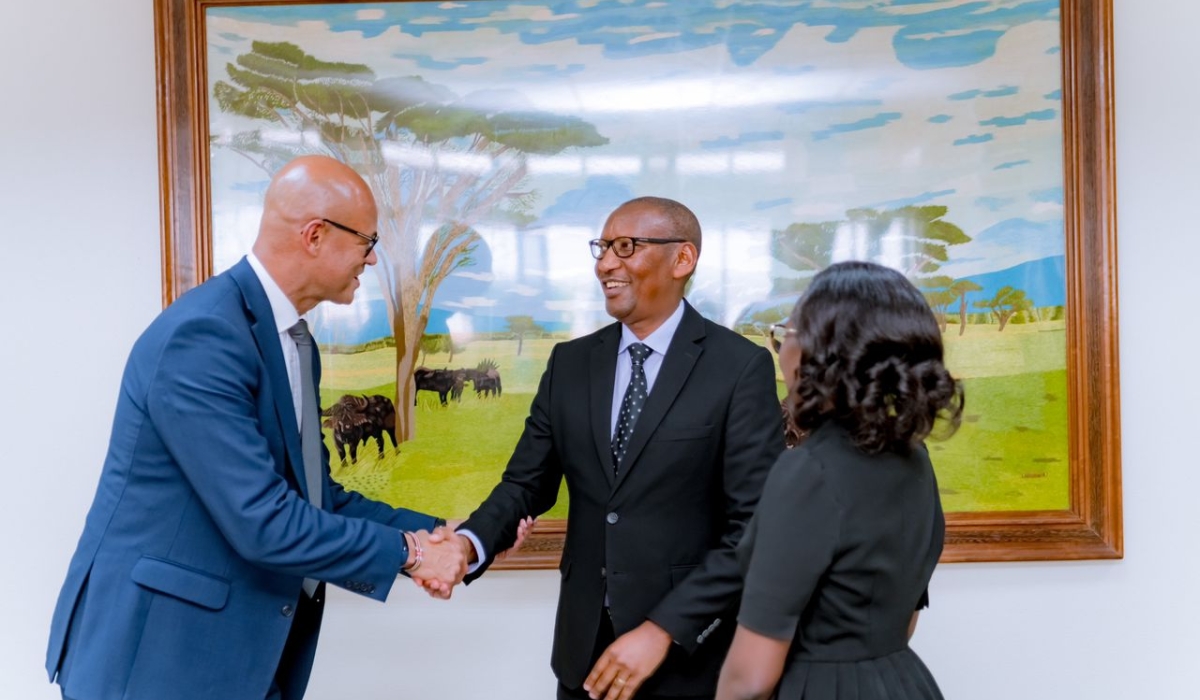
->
<box><xmin>47</xmin><ymin>259</ymin><xmax>437</xmax><ymax>700</ymax></box>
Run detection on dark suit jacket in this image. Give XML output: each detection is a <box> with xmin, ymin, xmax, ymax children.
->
<box><xmin>463</xmin><ymin>302</ymin><xmax>784</xmax><ymax>696</ymax></box>
<box><xmin>46</xmin><ymin>259</ymin><xmax>439</xmax><ymax>700</ymax></box>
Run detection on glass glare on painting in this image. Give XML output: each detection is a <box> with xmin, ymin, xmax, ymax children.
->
<box><xmin>205</xmin><ymin>0</ymin><xmax>1069</xmax><ymax>518</ymax></box>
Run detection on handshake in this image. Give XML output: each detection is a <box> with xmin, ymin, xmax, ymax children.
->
<box><xmin>401</xmin><ymin>516</ymin><xmax>535</xmax><ymax>599</ymax></box>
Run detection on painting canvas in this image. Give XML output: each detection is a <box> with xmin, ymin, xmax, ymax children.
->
<box><xmin>172</xmin><ymin>0</ymin><xmax>1119</xmax><ymax>563</ymax></box>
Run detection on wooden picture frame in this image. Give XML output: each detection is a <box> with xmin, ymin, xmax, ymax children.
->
<box><xmin>155</xmin><ymin>0</ymin><xmax>1120</xmax><ymax>565</ymax></box>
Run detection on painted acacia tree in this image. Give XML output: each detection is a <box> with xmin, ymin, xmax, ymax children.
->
<box><xmin>504</xmin><ymin>315</ymin><xmax>544</xmax><ymax>356</ymax></box>
<box><xmin>921</xmin><ymin>283</ymin><xmax>957</xmax><ymax>332</ymax></box>
<box><xmin>770</xmin><ymin>205</ymin><xmax>972</xmax><ymax>296</ymax></box>
<box><xmin>948</xmin><ymin>278</ymin><xmax>983</xmax><ymax>335</ymax></box>
<box><xmin>213</xmin><ymin>41</ymin><xmax>607</xmax><ymax>440</ymax></box>
<box><xmin>974</xmin><ymin>286</ymin><xmax>1034</xmax><ymax>331</ymax></box>
<box><xmin>418</xmin><ymin>334</ymin><xmax>443</xmax><ymax>366</ymax></box>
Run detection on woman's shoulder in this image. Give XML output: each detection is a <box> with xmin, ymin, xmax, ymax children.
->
<box><xmin>762</xmin><ymin>435</ymin><xmax>838</xmax><ymax>502</ymax></box>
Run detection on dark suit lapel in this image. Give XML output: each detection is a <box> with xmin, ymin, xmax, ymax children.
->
<box><xmin>229</xmin><ymin>259</ymin><xmax>310</xmax><ymax>499</ymax></box>
<box><xmin>590</xmin><ymin>324</ymin><xmax>621</xmax><ymax>489</ymax></box>
<box><xmin>613</xmin><ymin>304</ymin><xmax>706</xmax><ymax>493</ymax></box>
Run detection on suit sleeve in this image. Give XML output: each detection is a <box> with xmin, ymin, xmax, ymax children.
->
<box><xmin>461</xmin><ymin>347</ymin><xmax>566</xmax><ymax>578</ymax></box>
<box><xmin>146</xmin><ymin>315</ymin><xmax>405</xmax><ymax>601</ymax></box>
<box><xmin>647</xmin><ymin>346</ymin><xmax>785</xmax><ymax>652</ymax></box>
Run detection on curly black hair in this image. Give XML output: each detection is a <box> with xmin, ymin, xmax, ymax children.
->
<box><xmin>785</xmin><ymin>261</ymin><xmax>964</xmax><ymax>454</ymax></box>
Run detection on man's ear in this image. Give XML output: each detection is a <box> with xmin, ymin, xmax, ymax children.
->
<box><xmin>299</xmin><ymin>219</ymin><xmax>323</xmax><ymax>254</ymax></box>
<box><xmin>673</xmin><ymin>242</ymin><xmax>698</xmax><ymax>280</ymax></box>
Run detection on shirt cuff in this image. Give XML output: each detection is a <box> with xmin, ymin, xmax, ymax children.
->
<box><xmin>457</xmin><ymin>528</ymin><xmax>486</xmax><ymax>574</ymax></box>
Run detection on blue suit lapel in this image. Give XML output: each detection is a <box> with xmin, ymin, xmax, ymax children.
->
<box><xmin>227</xmin><ymin>259</ymin><xmax>312</xmax><ymax>500</ymax></box>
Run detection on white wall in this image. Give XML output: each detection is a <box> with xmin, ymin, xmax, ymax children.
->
<box><xmin>1</xmin><ymin>0</ymin><xmax>1193</xmax><ymax>697</ymax></box>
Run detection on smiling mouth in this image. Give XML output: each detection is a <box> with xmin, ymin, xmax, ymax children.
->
<box><xmin>603</xmin><ymin>280</ymin><xmax>628</xmax><ymax>290</ymax></box>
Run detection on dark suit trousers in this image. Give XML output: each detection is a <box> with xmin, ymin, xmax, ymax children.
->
<box><xmin>556</xmin><ymin>610</ymin><xmax>712</xmax><ymax>700</ymax></box>
<box><xmin>267</xmin><ymin>590</ymin><xmax>323</xmax><ymax>700</ymax></box>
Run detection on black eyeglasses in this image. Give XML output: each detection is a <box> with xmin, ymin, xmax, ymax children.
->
<box><xmin>322</xmin><ymin>218</ymin><xmax>379</xmax><ymax>256</ymax></box>
<box><xmin>589</xmin><ymin>236</ymin><xmax>689</xmax><ymax>260</ymax></box>
<box><xmin>768</xmin><ymin>323</ymin><xmax>796</xmax><ymax>353</ymax></box>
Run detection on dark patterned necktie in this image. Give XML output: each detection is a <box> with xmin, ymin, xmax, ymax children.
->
<box><xmin>611</xmin><ymin>343</ymin><xmax>652</xmax><ymax>474</ymax></box>
<box><xmin>287</xmin><ymin>320</ymin><xmax>323</xmax><ymax>597</ymax></box>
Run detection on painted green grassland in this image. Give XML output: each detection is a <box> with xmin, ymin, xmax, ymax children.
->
<box><xmin>319</xmin><ymin>322</ymin><xmax>1069</xmax><ymax>518</ymax></box>
<box><xmin>319</xmin><ymin>338</ymin><xmax>570</xmax><ymax>520</ymax></box>
<box><xmin>936</xmin><ymin>320</ymin><xmax>1069</xmax><ymax>511</ymax></box>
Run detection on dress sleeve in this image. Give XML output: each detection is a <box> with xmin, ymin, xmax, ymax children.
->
<box><xmin>736</xmin><ymin>452</ymin><xmax>840</xmax><ymax>641</ymax></box>
<box><xmin>916</xmin><ymin>588</ymin><xmax>930</xmax><ymax>610</ymax></box>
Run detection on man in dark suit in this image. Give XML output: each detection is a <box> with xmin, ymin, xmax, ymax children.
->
<box><xmin>46</xmin><ymin>156</ymin><xmax>468</xmax><ymax>700</ymax></box>
<box><xmin>455</xmin><ymin>197</ymin><xmax>785</xmax><ymax>700</ymax></box>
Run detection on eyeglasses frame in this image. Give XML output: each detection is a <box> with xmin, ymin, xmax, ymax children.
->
<box><xmin>322</xmin><ymin>218</ymin><xmax>379</xmax><ymax>256</ymax></box>
<box><xmin>768</xmin><ymin>323</ymin><xmax>797</xmax><ymax>353</ymax></box>
<box><xmin>588</xmin><ymin>236</ymin><xmax>691</xmax><ymax>260</ymax></box>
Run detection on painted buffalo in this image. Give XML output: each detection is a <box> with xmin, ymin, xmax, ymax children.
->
<box><xmin>321</xmin><ymin>394</ymin><xmax>398</xmax><ymax>464</ymax></box>
<box><xmin>468</xmin><ymin>368</ymin><xmax>503</xmax><ymax>398</ymax></box>
<box><xmin>414</xmin><ymin>367</ymin><xmax>462</xmax><ymax>406</ymax></box>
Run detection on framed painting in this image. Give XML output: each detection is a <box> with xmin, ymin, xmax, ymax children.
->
<box><xmin>155</xmin><ymin>0</ymin><xmax>1120</xmax><ymax>565</ymax></box>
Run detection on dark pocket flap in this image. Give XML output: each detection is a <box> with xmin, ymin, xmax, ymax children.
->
<box><xmin>131</xmin><ymin>557</ymin><xmax>230</xmax><ymax>611</ymax></box>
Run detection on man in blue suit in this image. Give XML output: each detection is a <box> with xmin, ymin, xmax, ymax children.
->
<box><xmin>46</xmin><ymin>156</ymin><xmax>469</xmax><ymax>700</ymax></box>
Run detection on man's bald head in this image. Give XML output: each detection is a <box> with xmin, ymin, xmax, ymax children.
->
<box><xmin>252</xmin><ymin>155</ymin><xmax>380</xmax><ymax>313</ymax></box>
<box><xmin>256</xmin><ymin>156</ymin><xmax>377</xmax><ymax>250</ymax></box>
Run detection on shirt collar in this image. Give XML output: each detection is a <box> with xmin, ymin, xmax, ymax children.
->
<box><xmin>246</xmin><ymin>252</ymin><xmax>303</xmax><ymax>334</ymax></box>
<box><xmin>619</xmin><ymin>300</ymin><xmax>686</xmax><ymax>357</ymax></box>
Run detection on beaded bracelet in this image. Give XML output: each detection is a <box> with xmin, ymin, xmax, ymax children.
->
<box><xmin>403</xmin><ymin>531</ymin><xmax>424</xmax><ymax>574</ymax></box>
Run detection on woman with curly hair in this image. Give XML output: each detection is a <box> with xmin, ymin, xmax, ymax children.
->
<box><xmin>716</xmin><ymin>261</ymin><xmax>964</xmax><ymax>700</ymax></box>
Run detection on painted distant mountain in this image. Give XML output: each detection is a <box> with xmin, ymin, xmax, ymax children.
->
<box><xmin>960</xmin><ymin>255</ymin><xmax>1066</xmax><ymax>308</ymax></box>
<box><xmin>732</xmin><ymin>254</ymin><xmax>1067</xmax><ymax>328</ymax></box>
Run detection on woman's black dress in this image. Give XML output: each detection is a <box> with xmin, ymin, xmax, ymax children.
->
<box><xmin>736</xmin><ymin>422</ymin><xmax>945</xmax><ymax>699</ymax></box>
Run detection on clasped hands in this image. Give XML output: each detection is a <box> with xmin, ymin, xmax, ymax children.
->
<box><xmin>407</xmin><ymin>516</ymin><xmax>535</xmax><ymax>599</ymax></box>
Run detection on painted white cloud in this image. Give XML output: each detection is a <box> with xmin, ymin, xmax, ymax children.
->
<box><xmin>507</xmin><ymin>284</ymin><xmax>541</xmax><ymax>297</ymax></box>
<box><xmin>206</xmin><ymin>3</ymin><xmax>1066</xmax><ymax>335</ymax></box>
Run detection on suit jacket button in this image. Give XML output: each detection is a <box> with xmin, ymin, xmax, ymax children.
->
<box><xmin>281</xmin><ymin>605</ymin><xmax>295</xmax><ymax>617</ymax></box>
<box><xmin>606</xmin><ymin>512</ymin><xmax>619</xmax><ymax>525</ymax></box>
<box><xmin>600</xmin><ymin>567</ymin><xmax>607</xmax><ymax>578</ymax></box>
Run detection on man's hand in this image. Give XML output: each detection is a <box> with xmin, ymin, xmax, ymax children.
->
<box><xmin>583</xmin><ymin>620</ymin><xmax>672</xmax><ymax>700</ymax></box>
<box><xmin>496</xmin><ymin>516</ymin><xmax>536</xmax><ymax>562</ymax></box>
<box><xmin>408</xmin><ymin>528</ymin><xmax>467</xmax><ymax>599</ymax></box>
<box><xmin>414</xmin><ymin>516</ymin><xmax>537</xmax><ymax>598</ymax></box>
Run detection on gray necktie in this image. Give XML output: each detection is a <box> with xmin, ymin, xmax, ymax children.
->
<box><xmin>611</xmin><ymin>343</ymin><xmax>652</xmax><ymax>473</ymax></box>
<box><xmin>288</xmin><ymin>320</ymin><xmax>323</xmax><ymax>597</ymax></box>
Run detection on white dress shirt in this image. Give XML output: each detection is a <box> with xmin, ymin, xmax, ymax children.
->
<box><xmin>245</xmin><ymin>254</ymin><xmax>483</xmax><ymax>574</ymax></box>
<box><xmin>610</xmin><ymin>300</ymin><xmax>686</xmax><ymax>436</ymax></box>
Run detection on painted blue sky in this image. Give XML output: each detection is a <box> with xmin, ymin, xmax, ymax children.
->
<box><xmin>206</xmin><ymin>0</ymin><xmax>1065</xmax><ymax>343</ymax></box>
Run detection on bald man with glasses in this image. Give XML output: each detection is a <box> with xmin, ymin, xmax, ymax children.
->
<box><xmin>47</xmin><ymin>155</ymin><xmax>471</xmax><ymax>700</ymax></box>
